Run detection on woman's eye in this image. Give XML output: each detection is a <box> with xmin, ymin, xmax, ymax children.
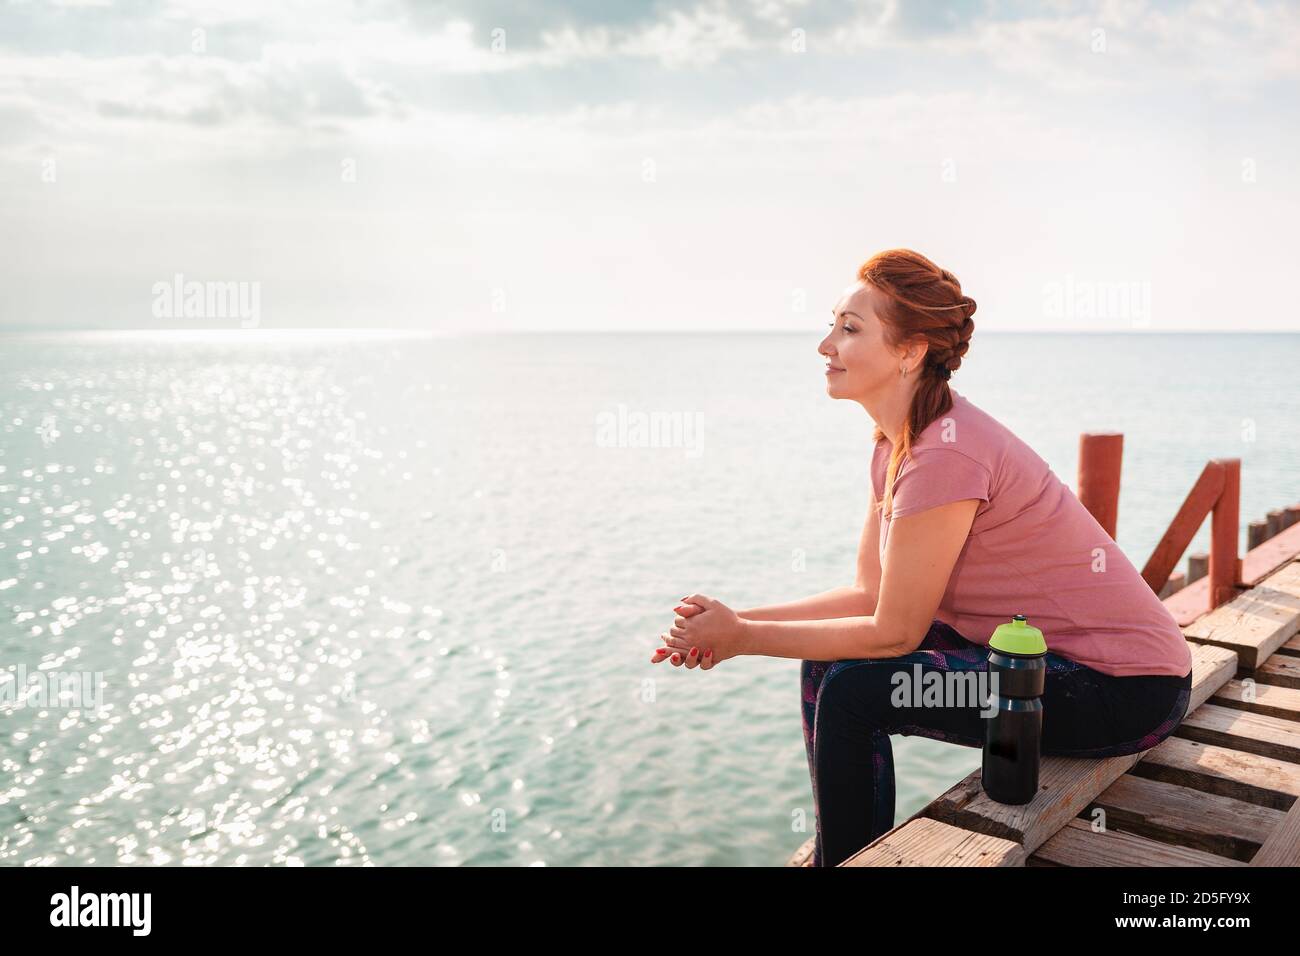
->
<box><xmin>843</xmin><ymin>326</ymin><xmax>855</xmax><ymax>333</ymax></box>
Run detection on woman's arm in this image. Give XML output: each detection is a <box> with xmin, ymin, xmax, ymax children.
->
<box><xmin>737</xmin><ymin>585</ymin><xmax>875</xmax><ymax>622</ymax></box>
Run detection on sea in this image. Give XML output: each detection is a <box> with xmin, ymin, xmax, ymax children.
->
<box><xmin>1</xmin><ymin>330</ymin><xmax>1297</xmax><ymax>866</ymax></box>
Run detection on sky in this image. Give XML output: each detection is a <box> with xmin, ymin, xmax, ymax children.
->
<box><xmin>1</xmin><ymin>0</ymin><xmax>1298</xmax><ymax>333</ymax></box>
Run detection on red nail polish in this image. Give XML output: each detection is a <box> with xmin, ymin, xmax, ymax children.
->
<box><xmin>690</xmin><ymin>647</ymin><xmax>698</xmax><ymax>657</ymax></box>
<box><xmin>705</xmin><ymin>649</ymin><xmax>712</xmax><ymax>657</ymax></box>
<box><xmin>672</xmin><ymin>654</ymin><xmax>680</xmax><ymax>663</ymax></box>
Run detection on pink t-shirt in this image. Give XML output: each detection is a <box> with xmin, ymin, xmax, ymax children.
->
<box><xmin>872</xmin><ymin>387</ymin><xmax>1191</xmax><ymax>678</ymax></box>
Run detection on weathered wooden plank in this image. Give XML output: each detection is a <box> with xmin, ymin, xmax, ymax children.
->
<box><xmin>1243</xmin><ymin>525</ymin><xmax>1300</xmax><ymax>585</ymax></box>
<box><xmin>1083</xmin><ymin>773</ymin><xmax>1283</xmax><ymax>862</ymax></box>
<box><xmin>1250</xmin><ymin>796</ymin><xmax>1300</xmax><ymax>866</ymax></box>
<box><xmin>1256</xmin><ymin>655</ymin><xmax>1300</xmax><ymax>690</ymax></box>
<box><xmin>1181</xmin><ymin>561</ymin><xmax>1300</xmax><ymax>670</ymax></box>
<box><xmin>1133</xmin><ymin>736</ymin><xmax>1300</xmax><ymax>811</ymax></box>
<box><xmin>1165</xmin><ymin>546</ymin><xmax>1300</xmax><ymax>629</ymax></box>
<box><xmin>1173</xmin><ymin>702</ymin><xmax>1300</xmax><ymax>764</ymax></box>
<box><xmin>842</xmin><ymin>817</ymin><xmax>1023</xmax><ymax>867</ymax></box>
<box><xmin>1180</xmin><ymin>643</ymin><xmax>1239</xmax><ymax>713</ymax></box>
<box><xmin>923</xmin><ymin>643</ymin><xmax>1237</xmax><ymax>851</ymax></box>
<box><xmin>1030</xmin><ymin>818</ymin><xmax>1246</xmax><ymax>867</ymax></box>
<box><xmin>1166</xmin><ymin>579</ymin><xmax>1225</xmax><ymax>627</ymax></box>
<box><xmin>786</xmin><ymin>836</ymin><xmax>816</xmax><ymax>867</ymax></box>
<box><xmin>1211</xmin><ymin>678</ymin><xmax>1300</xmax><ymax>722</ymax></box>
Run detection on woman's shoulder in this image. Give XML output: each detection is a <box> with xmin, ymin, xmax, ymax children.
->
<box><xmin>875</xmin><ymin>390</ymin><xmax>1040</xmax><ymax>480</ymax></box>
<box><xmin>906</xmin><ymin>391</ymin><xmax>1059</xmax><ymax>516</ymax></box>
<box><xmin>910</xmin><ymin>390</ymin><xmax>1006</xmax><ymax>462</ymax></box>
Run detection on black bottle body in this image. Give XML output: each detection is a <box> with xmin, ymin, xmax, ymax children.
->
<box><xmin>982</xmin><ymin>647</ymin><xmax>1046</xmax><ymax>805</ymax></box>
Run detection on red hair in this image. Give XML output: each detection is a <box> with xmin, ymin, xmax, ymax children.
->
<box><xmin>859</xmin><ymin>249</ymin><xmax>977</xmax><ymax>518</ymax></box>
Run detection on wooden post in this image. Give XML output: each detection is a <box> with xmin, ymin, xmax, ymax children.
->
<box><xmin>1157</xmin><ymin>570</ymin><xmax>1186</xmax><ymax>599</ymax></box>
<box><xmin>1248</xmin><ymin>520</ymin><xmax>1268</xmax><ymax>549</ymax></box>
<box><xmin>1078</xmin><ymin>432</ymin><xmax>1123</xmax><ymax>540</ymax></box>
<box><xmin>1267</xmin><ymin>509</ymin><xmax>1285</xmax><ymax>538</ymax></box>
<box><xmin>1186</xmin><ymin>551</ymin><xmax>1208</xmax><ymax>584</ymax></box>
<box><xmin>1209</xmin><ymin>457</ymin><xmax>1241</xmax><ymax>609</ymax></box>
<box><xmin>1285</xmin><ymin>505</ymin><xmax>1300</xmax><ymax>529</ymax></box>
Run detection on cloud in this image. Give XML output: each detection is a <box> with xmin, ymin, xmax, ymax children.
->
<box><xmin>822</xmin><ymin>0</ymin><xmax>1300</xmax><ymax>94</ymax></box>
<box><xmin>1</xmin><ymin>0</ymin><xmax>1295</xmax><ymax>153</ymax></box>
<box><xmin>541</xmin><ymin>4</ymin><xmax>756</xmax><ymax>68</ymax></box>
<box><xmin>2</xmin><ymin>0</ymin><xmax>1297</xmax><ymax>333</ymax></box>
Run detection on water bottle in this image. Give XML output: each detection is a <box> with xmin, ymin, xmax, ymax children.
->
<box><xmin>982</xmin><ymin>614</ymin><xmax>1048</xmax><ymax>805</ymax></box>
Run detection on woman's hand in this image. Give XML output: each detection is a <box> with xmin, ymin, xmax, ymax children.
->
<box><xmin>650</xmin><ymin>594</ymin><xmax>748</xmax><ymax>670</ymax></box>
<box><xmin>651</xmin><ymin>601</ymin><xmax>713</xmax><ymax>669</ymax></box>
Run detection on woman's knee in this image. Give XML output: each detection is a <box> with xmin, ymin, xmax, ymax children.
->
<box><xmin>801</xmin><ymin>658</ymin><xmax>831</xmax><ymax>706</ymax></box>
<box><xmin>815</xmin><ymin>662</ymin><xmax>897</xmax><ymax>728</ymax></box>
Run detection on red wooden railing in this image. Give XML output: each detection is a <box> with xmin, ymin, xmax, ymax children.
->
<box><xmin>1139</xmin><ymin>458</ymin><xmax>1241</xmax><ymax>608</ymax></box>
<box><xmin>1077</xmin><ymin>432</ymin><xmax>1242</xmax><ymax>615</ymax></box>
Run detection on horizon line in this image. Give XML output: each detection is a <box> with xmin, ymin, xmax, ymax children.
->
<box><xmin>2</xmin><ymin>327</ymin><xmax>1299</xmax><ymax>337</ymax></box>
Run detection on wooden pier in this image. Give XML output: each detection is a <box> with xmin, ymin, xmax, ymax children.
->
<box><xmin>787</xmin><ymin>435</ymin><xmax>1300</xmax><ymax>868</ymax></box>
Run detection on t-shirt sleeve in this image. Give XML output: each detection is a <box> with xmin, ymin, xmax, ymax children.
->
<box><xmin>889</xmin><ymin>447</ymin><xmax>991</xmax><ymax>519</ymax></box>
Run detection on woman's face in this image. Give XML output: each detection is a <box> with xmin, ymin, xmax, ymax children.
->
<box><xmin>819</xmin><ymin>281</ymin><xmax>918</xmax><ymax>402</ymax></box>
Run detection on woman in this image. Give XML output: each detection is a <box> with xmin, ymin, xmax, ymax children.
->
<box><xmin>650</xmin><ymin>248</ymin><xmax>1193</xmax><ymax>868</ymax></box>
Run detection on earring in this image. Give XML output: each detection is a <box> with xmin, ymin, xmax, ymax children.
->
<box><xmin>899</xmin><ymin>364</ymin><xmax>906</xmax><ymax>377</ymax></box>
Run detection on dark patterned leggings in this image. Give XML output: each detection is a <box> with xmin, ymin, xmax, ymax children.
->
<box><xmin>800</xmin><ymin>619</ymin><xmax>1192</xmax><ymax>867</ymax></box>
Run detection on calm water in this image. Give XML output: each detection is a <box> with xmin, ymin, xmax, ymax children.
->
<box><xmin>1</xmin><ymin>331</ymin><xmax>1297</xmax><ymax>866</ymax></box>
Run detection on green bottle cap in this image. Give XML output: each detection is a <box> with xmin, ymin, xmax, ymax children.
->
<box><xmin>988</xmin><ymin>614</ymin><xmax>1047</xmax><ymax>656</ymax></box>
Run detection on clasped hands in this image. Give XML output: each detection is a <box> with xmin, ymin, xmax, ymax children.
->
<box><xmin>650</xmin><ymin>593</ymin><xmax>747</xmax><ymax>671</ymax></box>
